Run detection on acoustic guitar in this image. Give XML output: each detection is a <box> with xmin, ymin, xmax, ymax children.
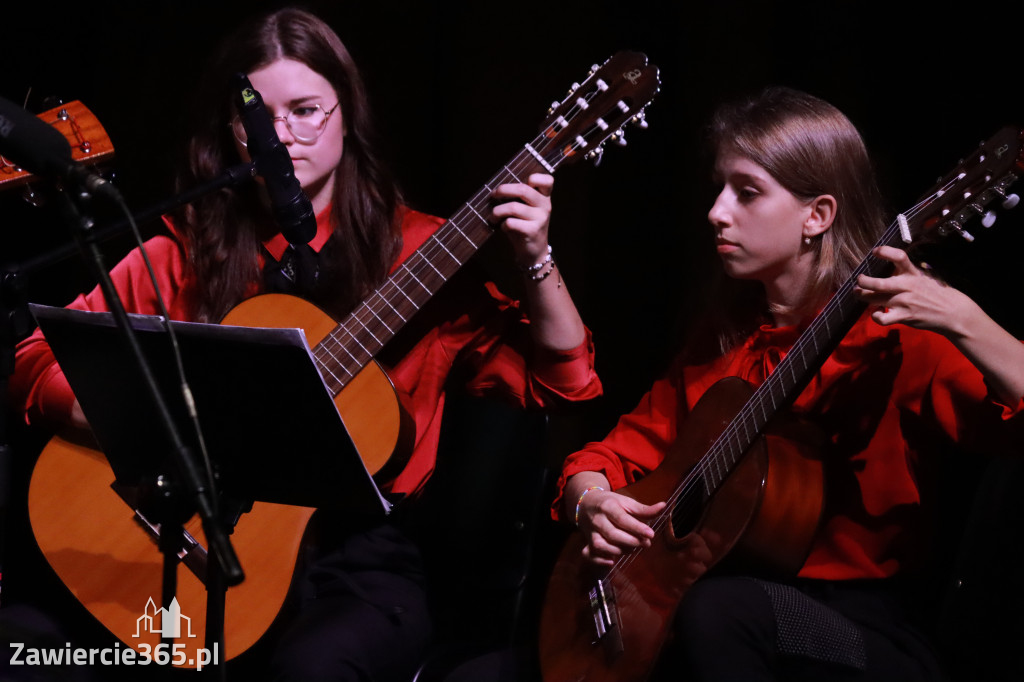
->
<box><xmin>0</xmin><ymin>100</ymin><xmax>115</xmax><ymax>192</ymax></box>
<box><xmin>28</xmin><ymin>52</ymin><xmax>661</xmax><ymax>669</ymax></box>
<box><xmin>538</xmin><ymin>127</ymin><xmax>1024</xmax><ymax>682</ymax></box>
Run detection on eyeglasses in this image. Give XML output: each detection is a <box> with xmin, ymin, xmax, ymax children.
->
<box><xmin>231</xmin><ymin>102</ymin><xmax>340</xmax><ymax>146</ymax></box>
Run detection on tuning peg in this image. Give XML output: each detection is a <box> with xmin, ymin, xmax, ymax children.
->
<box><xmin>612</xmin><ymin>129</ymin><xmax>627</xmax><ymax>146</ymax></box>
<box><xmin>547</xmin><ymin>100</ymin><xmax>560</xmax><ymax>115</ymax></box>
<box><xmin>981</xmin><ymin>210</ymin><xmax>997</xmax><ymax>228</ymax></box>
<box><xmin>631</xmin><ymin>112</ymin><xmax>649</xmax><ymax>129</ymax></box>
<box><xmin>944</xmin><ymin>220</ymin><xmax>975</xmax><ymax>242</ymax></box>
<box><xmin>588</xmin><ymin>64</ymin><xmax>599</xmax><ymax>76</ymax></box>
<box><xmin>585</xmin><ymin>145</ymin><xmax>605</xmax><ymax>167</ymax></box>
<box><xmin>1002</xmin><ymin>193</ymin><xmax>1020</xmax><ymax>210</ymax></box>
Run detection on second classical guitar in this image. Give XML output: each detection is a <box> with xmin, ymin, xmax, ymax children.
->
<box><xmin>538</xmin><ymin>127</ymin><xmax>1024</xmax><ymax>682</ymax></box>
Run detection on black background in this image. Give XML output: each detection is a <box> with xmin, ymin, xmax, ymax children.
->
<box><xmin>5</xmin><ymin>0</ymin><xmax>1024</xmax><ymax>430</ymax></box>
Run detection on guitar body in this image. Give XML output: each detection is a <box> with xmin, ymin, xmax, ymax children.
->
<box><xmin>28</xmin><ymin>434</ymin><xmax>313</xmax><ymax>667</ymax></box>
<box><xmin>538</xmin><ymin>377</ymin><xmax>824</xmax><ymax>682</ymax></box>
<box><xmin>28</xmin><ymin>293</ymin><xmax>411</xmax><ymax>668</ymax></box>
<box><xmin>221</xmin><ymin>293</ymin><xmax>413</xmax><ymax>479</ymax></box>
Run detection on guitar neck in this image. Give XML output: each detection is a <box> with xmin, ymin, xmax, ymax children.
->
<box><xmin>274</xmin><ymin>50</ymin><xmax>661</xmax><ymax>400</ymax></box>
<box><xmin>698</xmin><ymin>221</ymin><xmax>907</xmax><ymax>494</ymax></box>
<box><xmin>310</xmin><ymin>151</ymin><xmax>547</xmax><ymax>396</ymax></box>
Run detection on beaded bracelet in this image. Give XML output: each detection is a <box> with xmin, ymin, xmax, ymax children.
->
<box><xmin>529</xmin><ymin>258</ymin><xmax>556</xmax><ymax>282</ymax></box>
<box><xmin>519</xmin><ymin>244</ymin><xmax>553</xmax><ymax>274</ymax></box>
<box><xmin>574</xmin><ymin>485</ymin><xmax>605</xmax><ymax>526</ymax></box>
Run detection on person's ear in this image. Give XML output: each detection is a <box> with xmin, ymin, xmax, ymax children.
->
<box><xmin>804</xmin><ymin>194</ymin><xmax>837</xmax><ymax>239</ymax></box>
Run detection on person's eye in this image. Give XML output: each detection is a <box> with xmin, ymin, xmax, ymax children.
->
<box><xmin>292</xmin><ymin>106</ymin><xmax>320</xmax><ymax>118</ymax></box>
<box><xmin>737</xmin><ymin>186</ymin><xmax>759</xmax><ymax>202</ymax></box>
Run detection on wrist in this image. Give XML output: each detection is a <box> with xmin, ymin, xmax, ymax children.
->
<box><xmin>518</xmin><ymin>244</ymin><xmax>556</xmax><ymax>283</ymax></box>
<box><xmin>574</xmin><ymin>485</ymin><xmax>605</xmax><ymax>526</ymax></box>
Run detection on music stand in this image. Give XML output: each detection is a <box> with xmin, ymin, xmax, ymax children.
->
<box><xmin>29</xmin><ymin>304</ymin><xmax>391</xmax><ymax>674</ymax></box>
<box><xmin>29</xmin><ymin>303</ymin><xmax>391</xmax><ymax>516</ymax></box>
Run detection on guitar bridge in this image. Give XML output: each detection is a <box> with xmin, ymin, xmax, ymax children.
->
<box><xmin>588</xmin><ymin>578</ymin><xmax>623</xmax><ymax>655</ymax></box>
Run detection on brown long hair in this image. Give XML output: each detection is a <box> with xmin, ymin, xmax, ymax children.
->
<box><xmin>687</xmin><ymin>87</ymin><xmax>887</xmax><ymax>360</ymax></box>
<box><xmin>174</xmin><ymin>7</ymin><xmax>402</xmax><ymax>322</ymax></box>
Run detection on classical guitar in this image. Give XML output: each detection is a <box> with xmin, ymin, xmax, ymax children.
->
<box><xmin>0</xmin><ymin>100</ymin><xmax>115</xmax><ymax>191</ymax></box>
<box><xmin>28</xmin><ymin>52</ymin><xmax>661</xmax><ymax>669</ymax></box>
<box><xmin>538</xmin><ymin>127</ymin><xmax>1024</xmax><ymax>682</ymax></box>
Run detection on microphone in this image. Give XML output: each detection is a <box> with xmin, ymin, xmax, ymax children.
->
<box><xmin>232</xmin><ymin>74</ymin><xmax>316</xmax><ymax>246</ymax></box>
<box><xmin>0</xmin><ymin>95</ymin><xmax>122</xmax><ymax>202</ymax></box>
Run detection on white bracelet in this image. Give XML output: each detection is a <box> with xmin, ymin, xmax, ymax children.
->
<box><xmin>519</xmin><ymin>244</ymin><xmax>552</xmax><ymax>274</ymax></box>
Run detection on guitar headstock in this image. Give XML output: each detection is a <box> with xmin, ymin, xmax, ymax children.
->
<box><xmin>532</xmin><ymin>51</ymin><xmax>660</xmax><ymax>171</ymax></box>
<box><xmin>903</xmin><ymin>126</ymin><xmax>1024</xmax><ymax>246</ymax></box>
<box><xmin>0</xmin><ymin>100</ymin><xmax>115</xmax><ymax>192</ymax></box>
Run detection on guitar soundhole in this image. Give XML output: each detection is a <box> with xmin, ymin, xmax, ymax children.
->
<box><xmin>670</xmin><ymin>488</ymin><xmax>703</xmax><ymax>539</ymax></box>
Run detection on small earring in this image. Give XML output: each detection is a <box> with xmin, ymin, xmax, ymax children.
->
<box><xmin>803</xmin><ymin>236</ymin><xmax>811</xmax><ymax>245</ymax></box>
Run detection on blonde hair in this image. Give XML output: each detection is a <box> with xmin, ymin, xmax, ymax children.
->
<box><xmin>693</xmin><ymin>87</ymin><xmax>887</xmax><ymax>357</ymax></box>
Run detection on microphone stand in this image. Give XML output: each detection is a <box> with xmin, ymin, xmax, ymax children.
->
<box><xmin>11</xmin><ymin>161</ymin><xmax>256</xmax><ymax>679</ymax></box>
<box><xmin>19</xmin><ymin>162</ymin><xmax>256</xmax><ymax>274</ymax></box>
<box><xmin>0</xmin><ymin>267</ymin><xmax>33</xmax><ymax>606</ymax></box>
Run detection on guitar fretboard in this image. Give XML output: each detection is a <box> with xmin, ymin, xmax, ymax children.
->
<box><xmin>308</xmin><ymin>153</ymin><xmax>546</xmax><ymax>396</ymax></box>
<box><xmin>690</xmin><ymin>222</ymin><xmax>907</xmax><ymax>501</ymax></box>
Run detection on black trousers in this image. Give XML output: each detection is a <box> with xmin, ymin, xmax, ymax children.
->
<box><xmin>658</xmin><ymin>576</ymin><xmax>943</xmax><ymax>682</ymax></box>
<box><xmin>270</xmin><ymin>517</ymin><xmax>433</xmax><ymax>682</ymax></box>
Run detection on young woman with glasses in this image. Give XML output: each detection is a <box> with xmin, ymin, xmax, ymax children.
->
<box><xmin>12</xmin><ymin>7</ymin><xmax>601</xmax><ymax>681</ymax></box>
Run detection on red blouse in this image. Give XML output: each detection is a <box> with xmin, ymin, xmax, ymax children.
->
<box><xmin>554</xmin><ymin>313</ymin><xmax>1023</xmax><ymax>580</ymax></box>
<box><xmin>12</xmin><ymin>206</ymin><xmax>601</xmax><ymax>497</ymax></box>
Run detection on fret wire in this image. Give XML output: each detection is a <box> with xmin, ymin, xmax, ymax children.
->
<box><xmin>400</xmin><ymin>262</ymin><xmax>434</xmax><ymax>297</ymax></box>
<box><xmin>728</xmin><ymin>431</ymin><xmax>741</xmax><ymax>467</ymax></box>
<box><xmin>361</xmin><ymin>298</ymin><xmax>396</xmax><ymax>334</ymax></box>
<box><xmin>446</xmin><ymin>216</ymin><xmax>480</xmax><ymax>248</ymax></box>
<box><xmin>434</xmin><ymin>234</ymin><xmax>463</xmax><ymax>267</ymax></box>
<box><xmin>369</xmin><ymin>287</ymin><xmax>408</xmax><ymax>324</ymax></box>
<box><xmin>348</xmin><ymin>308</ymin><xmax>384</xmax><ymax>349</ymax></box>
<box><xmin>415</xmin><ymin>250</ymin><xmax>446</xmax><ymax>280</ymax></box>
<box><xmin>334</xmin><ymin>320</ymin><xmax>375</xmax><ymax>357</ymax></box>
<box><xmin>711</xmin><ymin>448</ymin><xmax>723</xmax><ymax>487</ymax></box>
<box><xmin>315</xmin><ymin>357</ymin><xmax>344</xmax><ymax>392</ymax></box>
<box><xmin>405</xmin><ymin>253</ymin><xmax>447</xmax><ymax>294</ymax></box>
<box><xmin>318</xmin><ymin>332</ymin><xmax>362</xmax><ymax>378</ymax></box>
<box><xmin>387</xmin><ymin>278</ymin><xmax>421</xmax><ymax>311</ymax></box>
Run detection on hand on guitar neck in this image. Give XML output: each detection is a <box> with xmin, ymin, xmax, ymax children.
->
<box><xmin>856</xmin><ymin>245</ymin><xmax>1024</xmax><ymax>406</ymax></box>
<box><xmin>491</xmin><ymin>172</ymin><xmax>587</xmax><ymax>353</ymax></box>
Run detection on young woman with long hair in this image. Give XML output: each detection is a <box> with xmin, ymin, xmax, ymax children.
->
<box><xmin>556</xmin><ymin>87</ymin><xmax>1024</xmax><ymax>680</ymax></box>
<box><xmin>12</xmin><ymin>8</ymin><xmax>601</xmax><ymax>681</ymax></box>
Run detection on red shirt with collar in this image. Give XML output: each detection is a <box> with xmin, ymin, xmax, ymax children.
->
<box><xmin>554</xmin><ymin>312</ymin><xmax>1023</xmax><ymax>580</ymax></box>
<box><xmin>13</xmin><ymin>205</ymin><xmax>601</xmax><ymax>497</ymax></box>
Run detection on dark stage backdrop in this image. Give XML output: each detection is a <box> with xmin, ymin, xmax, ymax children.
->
<box><xmin>4</xmin><ymin>0</ymin><xmax>1024</xmax><ymax>437</ymax></box>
